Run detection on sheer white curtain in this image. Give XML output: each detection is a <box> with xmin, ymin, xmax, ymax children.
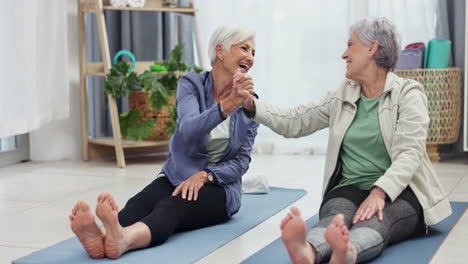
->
<box><xmin>198</xmin><ymin>0</ymin><xmax>437</xmax><ymax>155</ymax></box>
<box><xmin>0</xmin><ymin>0</ymin><xmax>69</xmax><ymax>138</ymax></box>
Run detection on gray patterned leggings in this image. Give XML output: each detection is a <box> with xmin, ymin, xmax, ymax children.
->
<box><xmin>307</xmin><ymin>185</ymin><xmax>425</xmax><ymax>263</ymax></box>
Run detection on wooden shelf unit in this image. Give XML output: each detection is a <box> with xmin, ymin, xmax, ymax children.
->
<box><xmin>78</xmin><ymin>0</ymin><xmax>205</xmax><ymax>167</ymax></box>
<box><xmin>89</xmin><ymin>137</ymin><xmax>170</xmax><ymax>148</ymax></box>
<box><xmin>103</xmin><ymin>5</ymin><xmax>196</xmax><ymax>13</ymax></box>
<box><xmin>85</xmin><ymin>61</ymin><xmax>189</xmax><ymax>77</ymax></box>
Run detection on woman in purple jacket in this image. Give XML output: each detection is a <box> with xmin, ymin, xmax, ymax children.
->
<box><xmin>68</xmin><ymin>24</ymin><xmax>258</xmax><ymax>259</ymax></box>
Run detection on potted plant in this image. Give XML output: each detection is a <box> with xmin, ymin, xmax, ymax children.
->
<box><xmin>147</xmin><ymin>44</ymin><xmax>202</xmax><ymax>135</ymax></box>
<box><xmin>104</xmin><ymin>44</ymin><xmax>202</xmax><ymax>141</ymax></box>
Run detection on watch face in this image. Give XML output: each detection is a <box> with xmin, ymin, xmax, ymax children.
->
<box><xmin>208</xmin><ymin>174</ymin><xmax>214</xmax><ymax>182</ymax></box>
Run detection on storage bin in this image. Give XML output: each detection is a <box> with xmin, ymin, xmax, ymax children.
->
<box><xmin>394</xmin><ymin>68</ymin><xmax>462</xmax><ymax>161</ymax></box>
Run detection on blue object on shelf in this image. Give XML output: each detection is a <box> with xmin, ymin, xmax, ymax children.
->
<box><xmin>425</xmin><ymin>39</ymin><xmax>451</xmax><ymax>69</ymax></box>
<box><xmin>113</xmin><ymin>50</ymin><xmax>136</xmax><ymax>73</ymax></box>
<box><xmin>395</xmin><ymin>48</ymin><xmax>424</xmax><ymax>69</ymax></box>
<box><xmin>405</xmin><ymin>42</ymin><xmax>426</xmax><ymax>67</ymax></box>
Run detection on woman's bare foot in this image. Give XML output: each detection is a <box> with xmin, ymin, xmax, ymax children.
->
<box><xmin>69</xmin><ymin>200</ymin><xmax>105</xmax><ymax>259</ymax></box>
<box><xmin>325</xmin><ymin>214</ymin><xmax>357</xmax><ymax>264</ymax></box>
<box><xmin>96</xmin><ymin>192</ymin><xmax>127</xmax><ymax>259</ymax></box>
<box><xmin>281</xmin><ymin>206</ymin><xmax>315</xmax><ymax>264</ymax></box>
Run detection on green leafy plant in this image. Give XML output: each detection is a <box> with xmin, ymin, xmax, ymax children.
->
<box><xmin>152</xmin><ymin>44</ymin><xmax>204</xmax><ymax>94</ymax></box>
<box><xmin>138</xmin><ymin>71</ymin><xmax>169</xmax><ymax>111</ymax></box>
<box><xmin>165</xmin><ymin>43</ymin><xmax>188</xmax><ymax>72</ymax></box>
<box><xmin>104</xmin><ymin>61</ymin><xmax>139</xmax><ymax>98</ymax></box>
<box><xmin>166</xmin><ymin>105</ymin><xmax>178</xmax><ymax>135</ymax></box>
<box><xmin>150</xmin><ymin>44</ymin><xmax>202</xmax><ymax>132</ymax></box>
<box><xmin>119</xmin><ymin>110</ymin><xmax>156</xmax><ymax>141</ymax></box>
<box><xmin>105</xmin><ymin>44</ymin><xmax>203</xmax><ymax>141</ymax></box>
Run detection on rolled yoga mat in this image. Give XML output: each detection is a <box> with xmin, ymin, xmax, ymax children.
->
<box><xmin>425</xmin><ymin>38</ymin><xmax>451</xmax><ymax>69</ymax></box>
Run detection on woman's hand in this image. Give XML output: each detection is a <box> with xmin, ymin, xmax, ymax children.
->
<box><xmin>172</xmin><ymin>171</ymin><xmax>209</xmax><ymax>201</ymax></box>
<box><xmin>242</xmin><ymin>96</ymin><xmax>256</xmax><ymax>112</ymax></box>
<box><xmin>221</xmin><ymin>73</ymin><xmax>255</xmax><ymax>115</ymax></box>
<box><xmin>234</xmin><ymin>72</ymin><xmax>255</xmax><ymax>100</ymax></box>
<box><xmin>238</xmin><ymin>72</ymin><xmax>256</xmax><ymax>112</ymax></box>
<box><xmin>352</xmin><ymin>188</ymin><xmax>386</xmax><ymax>224</ymax></box>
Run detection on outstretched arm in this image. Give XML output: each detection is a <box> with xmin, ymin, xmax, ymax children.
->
<box><xmin>248</xmin><ymin>92</ymin><xmax>334</xmax><ymax>138</ymax></box>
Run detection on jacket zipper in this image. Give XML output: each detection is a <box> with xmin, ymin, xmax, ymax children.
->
<box><xmin>323</xmin><ymin>101</ymin><xmax>357</xmax><ymax>194</ymax></box>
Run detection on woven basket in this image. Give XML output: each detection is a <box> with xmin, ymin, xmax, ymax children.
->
<box><xmin>128</xmin><ymin>91</ymin><xmax>176</xmax><ymax>140</ymax></box>
<box><xmin>394</xmin><ymin>68</ymin><xmax>462</xmax><ymax>145</ymax></box>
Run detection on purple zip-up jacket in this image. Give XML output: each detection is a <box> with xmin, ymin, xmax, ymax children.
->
<box><xmin>161</xmin><ymin>71</ymin><xmax>259</xmax><ymax>216</ymax></box>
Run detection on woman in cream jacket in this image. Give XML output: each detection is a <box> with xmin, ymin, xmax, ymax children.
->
<box><xmin>244</xmin><ymin>17</ymin><xmax>451</xmax><ymax>264</ymax></box>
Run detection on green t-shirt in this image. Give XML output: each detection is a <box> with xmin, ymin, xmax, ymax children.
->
<box><xmin>334</xmin><ymin>93</ymin><xmax>391</xmax><ymax>191</ymax></box>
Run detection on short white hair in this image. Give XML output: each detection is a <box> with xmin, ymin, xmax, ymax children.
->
<box><xmin>350</xmin><ymin>17</ymin><xmax>401</xmax><ymax>71</ymax></box>
<box><xmin>208</xmin><ymin>24</ymin><xmax>256</xmax><ymax>65</ymax></box>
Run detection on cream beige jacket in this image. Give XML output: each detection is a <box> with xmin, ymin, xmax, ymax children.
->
<box><xmin>253</xmin><ymin>72</ymin><xmax>451</xmax><ymax>225</ymax></box>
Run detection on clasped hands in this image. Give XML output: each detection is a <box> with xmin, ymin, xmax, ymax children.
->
<box><xmin>222</xmin><ymin>72</ymin><xmax>256</xmax><ymax>113</ymax></box>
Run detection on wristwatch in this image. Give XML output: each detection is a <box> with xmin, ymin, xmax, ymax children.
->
<box><xmin>206</xmin><ymin>173</ymin><xmax>215</xmax><ymax>183</ymax></box>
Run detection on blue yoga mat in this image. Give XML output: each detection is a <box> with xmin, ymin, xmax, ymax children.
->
<box><xmin>242</xmin><ymin>201</ymin><xmax>467</xmax><ymax>264</ymax></box>
<box><xmin>13</xmin><ymin>187</ymin><xmax>306</xmax><ymax>264</ymax></box>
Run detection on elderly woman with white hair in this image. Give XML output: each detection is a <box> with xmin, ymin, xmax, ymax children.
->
<box><xmin>242</xmin><ymin>17</ymin><xmax>451</xmax><ymax>263</ymax></box>
<box><xmin>68</xmin><ymin>24</ymin><xmax>258</xmax><ymax>259</ymax></box>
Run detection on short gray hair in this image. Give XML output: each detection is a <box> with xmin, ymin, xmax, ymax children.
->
<box><xmin>208</xmin><ymin>24</ymin><xmax>256</xmax><ymax>65</ymax></box>
<box><xmin>350</xmin><ymin>17</ymin><xmax>401</xmax><ymax>71</ymax></box>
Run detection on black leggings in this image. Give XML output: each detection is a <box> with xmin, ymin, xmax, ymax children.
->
<box><xmin>118</xmin><ymin>176</ymin><xmax>229</xmax><ymax>247</ymax></box>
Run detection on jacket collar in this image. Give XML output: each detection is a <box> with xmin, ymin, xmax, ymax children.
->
<box><xmin>383</xmin><ymin>71</ymin><xmax>401</xmax><ymax>94</ymax></box>
<box><xmin>206</xmin><ymin>71</ymin><xmax>214</xmax><ymax>102</ymax></box>
<box><xmin>342</xmin><ymin>71</ymin><xmax>401</xmax><ymax>104</ymax></box>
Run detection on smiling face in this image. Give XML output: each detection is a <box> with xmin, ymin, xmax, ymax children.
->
<box><xmin>341</xmin><ymin>31</ymin><xmax>376</xmax><ymax>80</ymax></box>
<box><xmin>217</xmin><ymin>38</ymin><xmax>255</xmax><ymax>74</ymax></box>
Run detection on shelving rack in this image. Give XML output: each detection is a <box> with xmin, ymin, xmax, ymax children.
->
<box><xmin>78</xmin><ymin>0</ymin><xmax>205</xmax><ymax>167</ymax></box>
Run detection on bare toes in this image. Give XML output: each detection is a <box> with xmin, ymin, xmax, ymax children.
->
<box><xmin>70</xmin><ymin>201</ymin><xmax>105</xmax><ymax>259</ymax></box>
<box><xmin>290</xmin><ymin>206</ymin><xmax>301</xmax><ymax>217</ymax></box>
<box><xmin>97</xmin><ymin>192</ymin><xmax>107</xmax><ymax>203</ymax></box>
<box><xmin>281</xmin><ymin>209</ymin><xmax>315</xmax><ymax>264</ymax></box>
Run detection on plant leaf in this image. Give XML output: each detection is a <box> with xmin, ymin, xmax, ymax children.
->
<box><xmin>105</xmin><ymin>61</ymin><xmax>139</xmax><ymax>98</ymax></box>
<box><xmin>158</xmin><ymin>75</ymin><xmax>178</xmax><ymax>93</ymax></box>
<box><xmin>166</xmin><ymin>105</ymin><xmax>178</xmax><ymax>135</ymax></box>
<box><xmin>150</xmin><ymin>87</ymin><xmax>169</xmax><ymax>111</ymax></box>
<box><xmin>127</xmin><ymin>118</ymin><xmax>156</xmax><ymax>141</ymax></box>
<box><xmin>119</xmin><ymin>110</ymin><xmax>142</xmax><ymax>138</ymax></box>
<box><xmin>190</xmin><ymin>65</ymin><xmax>204</xmax><ymax>73</ymax></box>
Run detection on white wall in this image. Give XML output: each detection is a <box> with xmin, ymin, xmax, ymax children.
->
<box><xmin>30</xmin><ymin>0</ymin><xmax>81</xmax><ymax>160</ymax></box>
